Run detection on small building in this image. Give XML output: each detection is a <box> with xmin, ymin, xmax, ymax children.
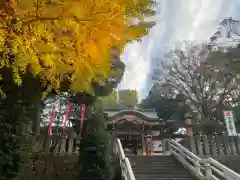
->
<box><xmin>104</xmin><ymin>108</ymin><xmax>186</xmax><ymax>155</ymax></box>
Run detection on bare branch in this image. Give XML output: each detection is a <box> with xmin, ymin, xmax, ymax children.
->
<box><xmin>156</xmin><ymin>42</ymin><xmax>240</xmax><ymax>121</ymax></box>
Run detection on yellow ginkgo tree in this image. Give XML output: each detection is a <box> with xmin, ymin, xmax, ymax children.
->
<box><xmin>0</xmin><ymin>0</ymin><xmax>155</xmax><ymax>133</ymax></box>
<box><xmin>0</xmin><ymin>0</ymin><xmax>155</xmax><ymax>95</ymax></box>
<box><xmin>0</xmin><ymin>1</ymin><xmax>155</xmax><ymax>179</ymax></box>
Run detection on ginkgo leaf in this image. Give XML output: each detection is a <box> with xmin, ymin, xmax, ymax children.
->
<box><xmin>0</xmin><ymin>0</ymin><xmax>155</xmax><ymax>95</ymax></box>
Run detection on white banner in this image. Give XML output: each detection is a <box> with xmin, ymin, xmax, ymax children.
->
<box><xmin>223</xmin><ymin>111</ymin><xmax>237</xmax><ymax>136</ymax></box>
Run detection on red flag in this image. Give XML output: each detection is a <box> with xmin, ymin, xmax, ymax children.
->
<box><xmin>48</xmin><ymin>105</ymin><xmax>56</xmax><ymax>136</ymax></box>
<box><xmin>80</xmin><ymin>104</ymin><xmax>86</xmax><ymax>129</ymax></box>
<box><xmin>63</xmin><ymin>104</ymin><xmax>71</xmax><ymax>133</ymax></box>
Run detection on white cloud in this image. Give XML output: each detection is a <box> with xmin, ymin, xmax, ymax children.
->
<box><xmin>119</xmin><ymin>0</ymin><xmax>240</xmax><ymax>99</ymax></box>
<box><xmin>118</xmin><ymin>42</ymin><xmax>151</xmax><ymax>99</ymax></box>
<box><xmin>118</xmin><ymin>0</ymin><xmax>166</xmax><ymax>99</ymax></box>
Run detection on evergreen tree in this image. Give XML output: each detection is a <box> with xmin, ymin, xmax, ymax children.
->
<box><xmin>78</xmin><ymin>103</ymin><xmax>112</xmax><ymax>180</ymax></box>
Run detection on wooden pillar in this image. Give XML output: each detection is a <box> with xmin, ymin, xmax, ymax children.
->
<box><xmin>142</xmin><ymin>123</ymin><xmax>146</xmax><ymax>155</ymax></box>
<box><xmin>142</xmin><ymin>135</ymin><xmax>146</xmax><ymax>155</ymax></box>
<box><xmin>150</xmin><ymin>137</ymin><xmax>153</xmax><ymax>155</ymax></box>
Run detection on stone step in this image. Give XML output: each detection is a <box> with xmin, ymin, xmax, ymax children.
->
<box><xmin>132</xmin><ymin>168</ymin><xmax>188</xmax><ymax>172</ymax></box>
<box><xmin>135</xmin><ymin>178</ymin><xmax>197</xmax><ymax>180</ymax></box>
<box><xmin>129</xmin><ymin>156</ymin><xmax>177</xmax><ymax>162</ymax></box>
<box><xmin>135</xmin><ymin>174</ymin><xmax>194</xmax><ymax>178</ymax></box>
<box><xmin>132</xmin><ymin>170</ymin><xmax>191</xmax><ymax>175</ymax></box>
<box><xmin>129</xmin><ymin>155</ymin><xmax>197</xmax><ymax>180</ymax></box>
<box><xmin>129</xmin><ymin>155</ymin><xmax>172</xmax><ymax>159</ymax></box>
<box><xmin>131</xmin><ymin>166</ymin><xmax>185</xmax><ymax>171</ymax></box>
<box><xmin>130</xmin><ymin>161</ymin><xmax>179</xmax><ymax>164</ymax></box>
<box><xmin>135</xmin><ymin>171</ymin><xmax>191</xmax><ymax>177</ymax></box>
<box><xmin>131</xmin><ymin>163</ymin><xmax>184</xmax><ymax>167</ymax></box>
<box><xmin>131</xmin><ymin>161</ymin><xmax>180</xmax><ymax>165</ymax></box>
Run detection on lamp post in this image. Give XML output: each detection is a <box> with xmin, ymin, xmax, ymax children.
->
<box><xmin>184</xmin><ymin>114</ymin><xmax>194</xmax><ymax>137</ymax></box>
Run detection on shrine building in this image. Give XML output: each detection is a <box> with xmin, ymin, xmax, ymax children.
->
<box><xmin>104</xmin><ymin>108</ymin><xmax>186</xmax><ymax>155</ymax></box>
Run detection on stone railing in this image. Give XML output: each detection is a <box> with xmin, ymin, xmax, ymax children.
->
<box><xmin>33</xmin><ymin>134</ymin><xmax>80</xmax><ymax>155</ymax></box>
<box><xmin>180</xmin><ymin>134</ymin><xmax>240</xmax><ymax>157</ymax></box>
<box><xmin>167</xmin><ymin>139</ymin><xmax>240</xmax><ymax>180</ymax></box>
<box><xmin>115</xmin><ymin>138</ymin><xmax>135</xmax><ymax>180</ymax></box>
<box><xmin>168</xmin><ymin>139</ymin><xmax>203</xmax><ymax>179</ymax></box>
<box><xmin>201</xmin><ymin>158</ymin><xmax>240</xmax><ymax>180</ymax></box>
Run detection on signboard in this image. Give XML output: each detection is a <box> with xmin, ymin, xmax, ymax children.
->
<box><xmin>152</xmin><ymin>141</ymin><xmax>163</xmax><ymax>152</ymax></box>
<box><xmin>223</xmin><ymin>111</ymin><xmax>237</xmax><ymax>136</ymax></box>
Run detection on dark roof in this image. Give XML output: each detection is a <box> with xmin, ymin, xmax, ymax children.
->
<box><xmin>104</xmin><ymin>108</ymin><xmax>159</xmax><ymax>120</ymax></box>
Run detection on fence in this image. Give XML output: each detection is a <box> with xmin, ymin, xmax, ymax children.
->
<box><xmin>168</xmin><ymin>139</ymin><xmax>240</xmax><ymax>180</ymax></box>
<box><xmin>34</xmin><ymin>134</ymin><xmax>80</xmax><ymax>155</ymax></box>
<box><xmin>180</xmin><ymin>134</ymin><xmax>240</xmax><ymax>157</ymax></box>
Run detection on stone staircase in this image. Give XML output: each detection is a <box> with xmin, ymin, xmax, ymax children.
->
<box><xmin>129</xmin><ymin>155</ymin><xmax>198</xmax><ymax>180</ymax></box>
<box><xmin>115</xmin><ymin>138</ymin><xmax>240</xmax><ymax>180</ymax></box>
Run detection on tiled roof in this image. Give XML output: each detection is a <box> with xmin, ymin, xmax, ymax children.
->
<box><xmin>104</xmin><ymin>108</ymin><xmax>159</xmax><ymax>120</ymax></box>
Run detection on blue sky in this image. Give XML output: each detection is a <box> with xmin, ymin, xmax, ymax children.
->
<box><xmin>118</xmin><ymin>0</ymin><xmax>240</xmax><ymax>100</ymax></box>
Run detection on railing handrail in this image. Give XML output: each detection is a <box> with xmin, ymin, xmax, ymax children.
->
<box><xmin>167</xmin><ymin>139</ymin><xmax>203</xmax><ymax>179</ymax></box>
<box><xmin>169</xmin><ymin>139</ymin><xmax>201</xmax><ymax>161</ymax></box>
<box><xmin>208</xmin><ymin>158</ymin><xmax>240</xmax><ymax>179</ymax></box>
<box><xmin>116</xmin><ymin>138</ymin><xmax>125</xmax><ymax>160</ymax></box>
<box><xmin>115</xmin><ymin>138</ymin><xmax>136</xmax><ymax>180</ymax></box>
<box><xmin>167</xmin><ymin>139</ymin><xmax>240</xmax><ymax>180</ymax></box>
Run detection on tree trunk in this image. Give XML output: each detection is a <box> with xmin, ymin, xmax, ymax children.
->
<box><xmin>31</xmin><ymin>94</ymin><xmax>42</xmax><ymax>136</ymax></box>
<box><xmin>21</xmin><ymin>75</ymin><xmax>43</xmax><ymax>136</ymax></box>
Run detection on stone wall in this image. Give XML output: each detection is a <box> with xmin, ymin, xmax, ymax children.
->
<box><xmin>16</xmin><ymin>155</ymin><xmax>78</xmax><ymax>180</ymax></box>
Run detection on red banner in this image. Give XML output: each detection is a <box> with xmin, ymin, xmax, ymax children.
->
<box><xmin>80</xmin><ymin>104</ymin><xmax>86</xmax><ymax>129</ymax></box>
<box><xmin>48</xmin><ymin>104</ymin><xmax>56</xmax><ymax>136</ymax></box>
<box><xmin>63</xmin><ymin>104</ymin><xmax>71</xmax><ymax>133</ymax></box>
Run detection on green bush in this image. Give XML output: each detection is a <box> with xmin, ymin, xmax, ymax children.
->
<box><xmin>77</xmin><ymin>112</ymin><xmax>112</xmax><ymax>180</ymax></box>
<box><xmin>111</xmin><ymin>154</ymin><xmax>123</xmax><ymax>180</ymax></box>
<box><xmin>0</xmin><ymin>99</ymin><xmax>32</xmax><ymax>180</ymax></box>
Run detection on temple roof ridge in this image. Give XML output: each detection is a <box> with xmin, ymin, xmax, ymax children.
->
<box><xmin>104</xmin><ymin>108</ymin><xmax>158</xmax><ymax>120</ymax></box>
<box><xmin>103</xmin><ymin>107</ymin><xmax>156</xmax><ymax>112</ymax></box>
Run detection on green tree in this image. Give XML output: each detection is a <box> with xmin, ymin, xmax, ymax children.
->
<box><xmin>118</xmin><ymin>89</ymin><xmax>138</xmax><ymax>108</ymax></box>
<box><xmin>140</xmin><ymin>83</ymin><xmax>178</xmax><ymax>121</ymax></box>
<box><xmin>140</xmin><ymin>83</ymin><xmax>187</xmax><ymax>134</ymax></box>
<box><xmin>78</xmin><ymin>101</ymin><xmax>112</xmax><ymax>180</ymax></box>
<box><xmin>101</xmin><ymin>90</ymin><xmax>123</xmax><ymax>109</ymax></box>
